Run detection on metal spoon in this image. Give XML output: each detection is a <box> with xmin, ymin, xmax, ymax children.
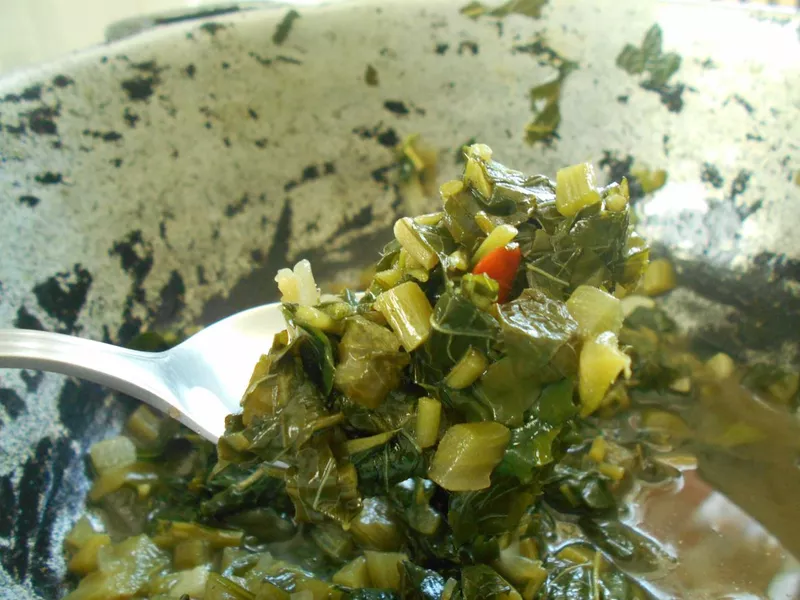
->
<box><xmin>0</xmin><ymin>302</ymin><xmax>287</xmax><ymax>442</ymax></box>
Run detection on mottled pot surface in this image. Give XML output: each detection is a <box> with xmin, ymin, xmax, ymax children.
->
<box><xmin>0</xmin><ymin>0</ymin><xmax>798</xmax><ymax>597</ymax></box>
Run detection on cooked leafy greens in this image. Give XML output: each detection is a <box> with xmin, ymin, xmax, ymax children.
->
<box><xmin>68</xmin><ymin>143</ymin><xmax>748</xmax><ymax>600</ymax></box>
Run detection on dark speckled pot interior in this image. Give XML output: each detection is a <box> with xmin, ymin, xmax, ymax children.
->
<box><xmin>1</xmin><ymin>1</ymin><xmax>799</xmax><ymax>597</ymax></box>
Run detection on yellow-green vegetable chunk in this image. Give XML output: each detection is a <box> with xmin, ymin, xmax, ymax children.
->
<box><xmin>428</xmin><ymin>422</ymin><xmax>510</xmax><ymax>491</ymax></box>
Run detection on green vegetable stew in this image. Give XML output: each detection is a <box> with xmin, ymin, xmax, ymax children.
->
<box><xmin>63</xmin><ymin>144</ymin><xmax>798</xmax><ymax>600</ymax></box>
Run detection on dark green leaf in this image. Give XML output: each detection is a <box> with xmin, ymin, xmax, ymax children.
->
<box><xmin>443</xmin><ymin>189</ymin><xmax>485</xmax><ymax>250</ymax></box>
<box><xmin>298</xmin><ymin>324</ymin><xmax>336</xmax><ymax>395</ymax></box>
<box><xmin>490</xmin><ymin>0</ymin><xmax>549</xmax><ymax>18</ymax></box>
<box><xmin>496</xmin><ymin>418</ymin><xmax>561</xmax><ymax>483</ymax></box>
<box><xmin>537</xmin><ymin>377</ymin><xmax>578</xmax><ymax>425</ymax></box>
<box><xmin>460</xmin><ymin>565</ymin><xmax>516</xmax><ymax>600</ymax></box>
<box><xmin>525</xmin><ymin>98</ymin><xmax>561</xmax><ymax>144</ymax></box>
<box><xmin>438</xmin><ymin>385</ymin><xmax>496</xmax><ymax>423</ymax></box>
<box><xmin>336</xmin><ymin>389</ymin><xmax>417</xmax><ymax>435</ymax></box>
<box><xmin>478</xmin><ymin>357</ymin><xmax>542</xmax><ymax>426</ymax></box>
<box><xmin>646</xmin><ymin>52</ymin><xmax>681</xmax><ymax>88</ymax></box>
<box><xmin>273</xmin><ymin>9</ymin><xmax>300</xmax><ymax>45</ymax></box>
<box><xmin>422</xmin><ymin>292</ymin><xmax>500</xmax><ymax>377</ymax></box>
<box><xmin>365</xmin><ymin>65</ymin><xmax>379</xmax><ymax>86</ymax></box>
<box><xmin>539</xmin><ymin>559</ymin><xmax>593</xmax><ymax>599</ymax></box>
<box><xmin>623</xmin><ymin>305</ymin><xmax>676</xmax><ymax>333</ymax></box>
<box><xmin>448</xmin><ymin>476</ymin><xmax>537</xmax><ymax>543</ymax></box>
<box><xmin>202</xmin><ymin>463</ymin><xmax>286</xmax><ymax>517</ymax></box>
<box><xmin>399</xmin><ymin>561</ymin><xmax>446</xmax><ymax>600</ymax></box>
<box><xmin>461</xmin><ymin>0</ymin><xmax>548</xmax><ymax>19</ymax></box>
<box><xmin>616</xmin><ymin>44</ymin><xmax>645</xmax><ymax>75</ymax></box>
<box><xmin>285</xmin><ymin>437</ymin><xmax>362</xmax><ymax>524</ymax></box>
<box><xmin>351</xmin><ymin>434</ymin><xmax>426</xmax><ymax>496</ymax></box>
<box><xmin>580</xmin><ymin>519</ymin><xmax>675</xmax><ymax>574</ymax></box>
<box><xmin>544</xmin><ymin>462</ymin><xmax>617</xmax><ymax>516</ymax></box>
<box><xmin>334</xmin><ymin>316</ymin><xmax>410</xmax><ymax>409</ymax></box>
<box><xmin>376</xmin><ymin>239</ymin><xmax>402</xmax><ymax>272</ymax></box>
<box><xmin>526</xmin><ymin>203</ymin><xmax>633</xmax><ymax>298</ymax></box>
<box><xmin>223</xmin><ymin>507</ymin><xmax>296</xmax><ymax>542</ymax></box>
<box><xmin>641</xmin><ymin>25</ymin><xmax>663</xmax><ymax>63</ymax></box>
<box><xmin>460</xmin><ymin>273</ymin><xmax>499</xmax><ymax>312</ymax></box>
<box><xmin>498</xmin><ymin>289</ymin><xmax>577</xmax><ymax>374</ymax></box>
<box><xmin>390</xmin><ymin>478</ymin><xmax>443</xmax><ymax>537</ymax></box>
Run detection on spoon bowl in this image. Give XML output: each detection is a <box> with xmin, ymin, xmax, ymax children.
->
<box><xmin>0</xmin><ymin>302</ymin><xmax>288</xmax><ymax>442</ymax></box>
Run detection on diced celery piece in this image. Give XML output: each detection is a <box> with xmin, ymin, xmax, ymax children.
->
<box><xmin>152</xmin><ymin>521</ymin><xmax>243</xmax><ymax>549</ymax></box>
<box><xmin>256</xmin><ymin>580</ymin><xmax>291</xmax><ymax>600</ymax></box>
<box><xmin>65</xmin><ymin>515</ymin><xmax>104</xmax><ymax>550</ymax></box>
<box><xmin>221</xmin><ymin>547</ymin><xmax>251</xmax><ymax>574</ymax></box>
<box><xmin>445</xmin><ymin>348</ymin><xmax>489</xmax><ymax>390</ymax></box>
<box><xmin>364</xmin><ymin>551</ymin><xmax>408</xmax><ymax>590</ymax></box>
<box><xmin>173</xmin><ymin>539</ymin><xmax>212</xmax><ymax>570</ymax></box>
<box><xmin>373</xmin><ymin>267</ymin><xmax>403</xmax><ymax>290</ymax></box>
<box><xmin>474</xmin><ymin>211</ymin><xmax>495</xmax><ymax>234</ymax></box>
<box><xmin>578</xmin><ymin>333</ymin><xmax>632</xmax><ymax>417</ymax></box>
<box><xmin>641</xmin><ymin>258</ymin><xmax>676</xmax><ymax>296</ymax></box>
<box><xmin>439</xmin><ymin>179</ymin><xmax>464</xmax><ymax>201</ymax></box>
<box><xmin>706</xmin><ymin>352</ymin><xmax>735</xmax><ymax>380</ymax></box>
<box><xmin>332</xmin><ymin>556</ymin><xmax>371</xmax><ymax>588</ymax></box>
<box><xmin>464</xmin><ymin>157</ymin><xmax>493</xmax><ymax>199</ymax></box>
<box><xmin>415</xmin><ymin>396</ymin><xmax>442</xmax><ymax>449</ymax></box>
<box><xmin>447</xmin><ymin>248</ymin><xmax>470</xmax><ymax>272</ymax></box>
<box><xmin>90</xmin><ymin>436</ymin><xmax>137</xmax><ymax>473</ymax></box>
<box><xmin>555</xmin><ymin>163</ymin><xmax>601</xmax><ymax>217</ymax></box>
<box><xmin>414</xmin><ymin>212</ymin><xmax>444</xmax><ymax>226</ymax></box>
<box><xmin>293</xmin><ymin>305</ymin><xmax>340</xmax><ymax>334</ymax></box>
<box><xmin>63</xmin><ymin>535</ymin><xmax>170</xmax><ymax>600</ymax></box>
<box><xmin>428</xmin><ymin>422</ymin><xmax>510</xmax><ymax>491</ymax></box>
<box><xmin>149</xmin><ymin>565</ymin><xmax>210</xmax><ymax>597</ymax></box>
<box><xmin>294</xmin><ymin>578</ymin><xmax>332</xmax><ymax>600</ymax></box>
<box><xmin>374</xmin><ymin>281</ymin><xmax>433</xmax><ymax>351</ymax></box>
<box><xmin>492</xmin><ymin>546</ymin><xmax>547</xmax><ymax>588</ymax></box>
<box><xmin>587</xmin><ymin>436</ymin><xmax>607</xmax><ymax>463</ymax></box>
<box><xmin>394</xmin><ymin>217</ymin><xmax>439</xmax><ymax>270</ymax></box>
<box><xmin>466</xmin><ymin>143</ymin><xmax>493</xmax><ymax>162</ymax></box>
<box><xmin>442</xmin><ymin>578</ymin><xmax>459</xmax><ymax>600</ymax></box>
<box><xmin>89</xmin><ymin>463</ymin><xmax>158</xmax><ymax>502</ymax></box>
<box><xmin>605</xmin><ymin>193</ymin><xmax>628</xmax><ymax>212</ymax></box>
<box><xmin>598</xmin><ymin>462</ymin><xmax>625</xmax><ymax>481</ymax></box>
<box><xmin>205</xmin><ymin>572</ymin><xmax>256</xmax><ymax>600</ymax></box>
<box><xmin>472</xmin><ymin>224</ymin><xmax>518</xmax><ymax>264</ymax></box>
<box><xmin>631</xmin><ymin>166</ymin><xmax>667</xmax><ymax>194</ymax></box>
<box><xmin>345</xmin><ymin>430</ymin><xmax>396</xmax><ymax>455</ymax></box>
<box><xmin>125</xmin><ymin>405</ymin><xmax>163</xmax><ymax>444</ymax></box>
<box><xmin>619</xmin><ymin>294</ymin><xmax>655</xmax><ymax>317</ymax></box>
<box><xmin>310</xmin><ymin>522</ymin><xmax>353</xmax><ymax>561</ymax></box>
<box><xmin>556</xmin><ymin>544</ymin><xmax>594</xmax><ymax>564</ymax></box>
<box><xmin>566</xmin><ymin>285</ymin><xmax>623</xmax><ymax>339</ymax></box>
<box><xmin>350</xmin><ymin>497</ymin><xmax>403</xmax><ymax>551</ymax></box>
<box><xmin>68</xmin><ymin>534</ymin><xmax>111</xmax><ymax>575</ymax></box>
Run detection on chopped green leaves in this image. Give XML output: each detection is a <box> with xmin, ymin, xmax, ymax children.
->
<box><xmin>461</xmin><ymin>0</ymin><xmax>549</xmax><ymax>20</ymax></box>
<box><xmin>68</xmin><ymin>144</ymin><xmax>677</xmax><ymax>600</ymax></box>
<box><xmin>496</xmin><ymin>419</ymin><xmax>561</xmax><ymax>483</ymax></box>
<box><xmin>617</xmin><ymin>24</ymin><xmax>683</xmax><ymax>110</ymax></box>
<box><xmin>525</xmin><ymin>60</ymin><xmax>576</xmax><ymax>145</ymax></box>
<box><xmin>273</xmin><ymin>9</ymin><xmax>300</xmax><ymax>45</ymax></box>
<box><xmin>498</xmin><ymin>289</ymin><xmax>577</xmax><ymax>374</ymax></box>
<box><xmin>334</xmin><ymin>316</ymin><xmax>409</xmax><ymax>409</ymax></box>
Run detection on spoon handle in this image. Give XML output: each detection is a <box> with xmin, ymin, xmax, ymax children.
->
<box><xmin>0</xmin><ymin>327</ymin><xmax>173</xmax><ymax>414</ymax></box>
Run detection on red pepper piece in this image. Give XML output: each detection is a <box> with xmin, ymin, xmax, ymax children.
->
<box><xmin>472</xmin><ymin>244</ymin><xmax>522</xmax><ymax>304</ymax></box>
